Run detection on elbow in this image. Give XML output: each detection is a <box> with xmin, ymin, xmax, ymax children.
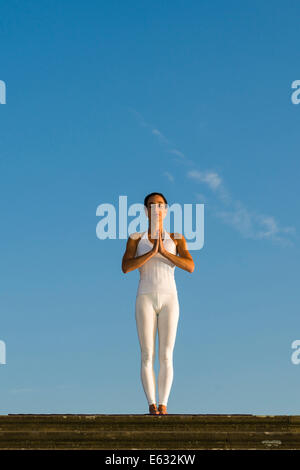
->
<box><xmin>189</xmin><ymin>263</ymin><xmax>195</xmax><ymax>273</ymax></box>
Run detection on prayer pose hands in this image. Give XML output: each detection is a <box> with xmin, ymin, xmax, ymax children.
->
<box><xmin>152</xmin><ymin>228</ymin><xmax>166</xmax><ymax>256</ymax></box>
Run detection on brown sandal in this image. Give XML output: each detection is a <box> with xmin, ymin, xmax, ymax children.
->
<box><xmin>149</xmin><ymin>403</ymin><xmax>159</xmax><ymax>415</ymax></box>
<box><xmin>158</xmin><ymin>404</ymin><xmax>168</xmax><ymax>415</ymax></box>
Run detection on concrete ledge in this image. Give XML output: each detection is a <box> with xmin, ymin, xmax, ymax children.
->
<box><xmin>0</xmin><ymin>414</ymin><xmax>300</xmax><ymax>449</ymax></box>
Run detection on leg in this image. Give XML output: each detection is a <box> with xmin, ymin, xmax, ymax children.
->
<box><xmin>157</xmin><ymin>293</ymin><xmax>180</xmax><ymax>407</ymax></box>
<box><xmin>135</xmin><ymin>293</ymin><xmax>158</xmax><ymax>405</ymax></box>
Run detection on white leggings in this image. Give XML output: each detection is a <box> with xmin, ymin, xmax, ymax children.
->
<box><xmin>135</xmin><ymin>292</ymin><xmax>180</xmax><ymax>406</ymax></box>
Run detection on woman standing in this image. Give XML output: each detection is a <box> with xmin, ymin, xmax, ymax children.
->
<box><xmin>122</xmin><ymin>192</ymin><xmax>194</xmax><ymax>415</ymax></box>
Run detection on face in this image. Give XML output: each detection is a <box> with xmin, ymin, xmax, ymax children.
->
<box><xmin>145</xmin><ymin>195</ymin><xmax>168</xmax><ymax>230</ymax></box>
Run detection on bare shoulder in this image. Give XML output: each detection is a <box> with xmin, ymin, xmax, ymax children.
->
<box><xmin>170</xmin><ymin>232</ymin><xmax>192</xmax><ymax>257</ymax></box>
<box><xmin>170</xmin><ymin>232</ymin><xmax>184</xmax><ymax>244</ymax></box>
<box><xmin>128</xmin><ymin>232</ymin><xmax>142</xmax><ymax>243</ymax></box>
<box><xmin>122</xmin><ymin>232</ymin><xmax>142</xmax><ymax>261</ymax></box>
<box><xmin>170</xmin><ymin>232</ymin><xmax>184</xmax><ymax>255</ymax></box>
<box><xmin>172</xmin><ymin>232</ymin><xmax>183</xmax><ymax>239</ymax></box>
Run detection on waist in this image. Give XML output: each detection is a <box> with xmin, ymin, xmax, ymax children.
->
<box><xmin>136</xmin><ymin>277</ymin><xmax>177</xmax><ymax>296</ymax></box>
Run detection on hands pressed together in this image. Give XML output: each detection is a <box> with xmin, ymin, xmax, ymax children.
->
<box><xmin>151</xmin><ymin>228</ymin><xmax>167</xmax><ymax>257</ymax></box>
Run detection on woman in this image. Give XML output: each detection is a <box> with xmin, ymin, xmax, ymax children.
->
<box><xmin>122</xmin><ymin>192</ymin><xmax>194</xmax><ymax>415</ymax></box>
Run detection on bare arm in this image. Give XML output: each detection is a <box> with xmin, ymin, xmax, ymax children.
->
<box><xmin>159</xmin><ymin>232</ymin><xmax>195</xmax><ymax>273</ymax></box>
<box><xmin>121</xmin><ymin>233</ymin><xmax>157</xmax><ymax>274</ymax></box>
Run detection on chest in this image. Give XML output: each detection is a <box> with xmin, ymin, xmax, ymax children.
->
<box><xmin>136</xmin><ymin>234</ymin><xmax>177</xmax><ymax>257</ymax></box>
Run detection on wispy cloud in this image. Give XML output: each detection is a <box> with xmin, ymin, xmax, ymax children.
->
<box><xmin>127</xmin><ymin>108</ymin><xmax>149</xmax><ymax>128</ymax></box>
<box><xmin>168</xmin><ymin>148</ymin><xmax>185</xmax><ymax>158</ymax></box>
<box><xmin>187</xmin><ymin>169</ymin><xmax>231</xmax><ymax>205</ymax></box>
<box><xmin>188</xmin><ymin>169</ymin><xmax>296</xmax><ymax>245</ymax></box>
<box><xmin>213</xmin><ymin>200</ymin><xmax>296</xmax><ymax>246</ymax></box>
<box><xmin>187</xmin><ymin>169</ymin><xmax>222</xmax><ymax>190</ymax></box>
<box><xmin>195</xmin><ymin>192</ymin><xmax>209</xmax><ymax>204</ymax></box>
<box><xmin>163</xmin><ymin>171</ymin><xmax>175</xmax><ymax>182</ymax></box>
<box><xmin>130</xmin><ymin>108</ymin><xmax>296</xmax><ymax>246</ymax></box>
<box><xmin>151</xmin><ymin>128</ymin><xmax>170</xmax><ymax>145</ymax></box>
<box><xmin>128</xmin><ymin>106</ymin><xmax>186</xmax><ymax>164</ymax></box>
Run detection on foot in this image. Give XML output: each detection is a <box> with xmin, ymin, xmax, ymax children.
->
<box><xmin>158</xmin><ymin>404</ymin><xmax>168</xmax><ymax>415</ymax></box>
<box><xmin>149</xmin><ymin>403</ymin><xmax>159</xmax><ymax>415</ymax></box>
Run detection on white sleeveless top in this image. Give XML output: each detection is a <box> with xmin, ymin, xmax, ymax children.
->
<box><xmin>135</xmin><ymin>230</ymin><xmax>178</xmax><ymax>296</ymax></box>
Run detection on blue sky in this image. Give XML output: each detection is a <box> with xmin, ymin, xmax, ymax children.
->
<box><xmin>1</xmin><ymin>0</ymin><xmax>300</xmax><ymax>415</ymax></box>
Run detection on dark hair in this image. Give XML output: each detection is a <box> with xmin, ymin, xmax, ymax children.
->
<box><xmin>144</xmin><ymin>192</ymin><xmax>168</xmax><ymax>208</ymax></box>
